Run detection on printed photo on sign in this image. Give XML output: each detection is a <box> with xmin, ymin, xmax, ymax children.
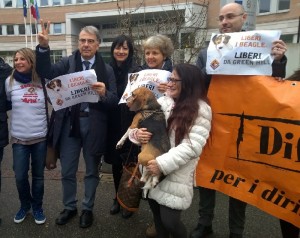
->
<box><xmin>206</xmin><ymin>30</ymin><xmax>281</xmax><ymax>76</ymax></box>
<box><xmin>46</xmin><ymin>69</ymin><xmax>99</xmax><ymax>111</ymax></box>
<box><xmin>119</xmin><ymin>69</ymin><xmax>171</xmax><ymax>104</ymax></box>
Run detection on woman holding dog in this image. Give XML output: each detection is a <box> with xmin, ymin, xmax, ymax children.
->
<box><xmin>106</xmin><ymin>35</ymin><xmax>139</xmax><ymax>219</ymax></box>
<box><xmin>137</xmin><ymin>34</ymin><xmax>175</xmax><ymax>237</ymax></box>
<box><xmin>5</xmin><ymin>48</ymin><xmax>47</xmax><ymax>225</ymax></box>
<box><xmin>130</xmin><ymin>63</ymin><xmax>212</xmax><ymax>238</ymax></box>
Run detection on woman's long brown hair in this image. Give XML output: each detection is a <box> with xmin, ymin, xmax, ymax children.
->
<box><xmin>167</xmin><ymin>63</ymin><xmax>209</xmax><ymax>145</ymax></box>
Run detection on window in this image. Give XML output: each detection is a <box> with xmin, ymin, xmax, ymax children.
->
<box><xmin>259</xmin><ymin>0</ymin><xmax>270</xmax><ymax>13</ymax></box>
<box><xmin>16</xmin><ymin>0</ymin><xmax>23</xmax><ymax>7</ymax></box>
<box><xmin>278</xmin><ymin>0</ymin><xmax>290</xmax><ymax>11</ymax></box>
<box><xmin>31</xmin><ymin>24</ymin><xmax>37</xmax><ymax>34</ymax></box>
<box><xmin>40</xmin><ymin>0</ymin><xmax>48</xmax><ymax>6</ymax></box>
<box><xmin>65</xmin><ymin>0</ymin><xmax>72</xmax><ymax>4</ymax></box>
<box><xmin>50</xmin><ymin>50</ymin><xmax>64</xmax><ymax>63</ymax></box>
<box><xmin>19</xmin><ymin>25</ymin><xmax>26</xmax><ymax>35</ymax></box>
<box><xmin>53</xmin><ymin>0</ymin><xmax>61</xmax><ymax>5</ymax></box>
<box><xmin>0</xmin><ymin>26</ymin><xmax>2</xmax><ymax>35</ymax></box>
<box><xmin>258</xmin><ymin>0</ymin><xmax>290</xmax><ymax>14</ymax></box>
<box><xmin>88</xmin><ymin>0</ymin><xmax>96</xmax><ymax>2</ymax></box>
<box><xmin>102</xmin><ymin>23</ymin><xmax>117</xmax><ymax>29</ymax></box>
<box><xmin>4</xmin><ymin>0</ymin><xmax>12</xmax><ymax>7</ymax></box>
<box><xmin>280</xmin><ymin>34</ymin><xmax>294</xmax><ymax>43</ymax></box>
<box><xmin>7</xmin><ymin>25</ymin><xmax>14</xmax><ymax>35</ymax></box>
<box><xmin>53</xmin><ymin>23</ymin><xmax>62</xmax><ymax>34</ymax></box>
<box><xmin>76</xmin><ymin>0</ymin><xmax>84</xmax><ymax>3</ymax></box>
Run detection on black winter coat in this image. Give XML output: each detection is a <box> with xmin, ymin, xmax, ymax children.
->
<box><xmin>0</xmin><ymin>58</ymin><xmax>12</xmax><ymax>148</ymax></box>
<box><xmin>36</xmin><ymin>47</ymin><xmax>118</xmax><ymax>156</ymax></box>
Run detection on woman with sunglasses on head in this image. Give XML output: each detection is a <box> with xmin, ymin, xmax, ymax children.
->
<box><xmin>105</xmin><ymin>35</ymin><xmax>139</xmax><ymax>219</ymax></box>
<box><xmin>5</xmin><ymin>48</ymin><xmax>48</xmax><ymax>225</ymax></box>
<box><xmin>130</xmin><ymin>63</ymin><xmax>212</xmax><ymax>238</ymax></box>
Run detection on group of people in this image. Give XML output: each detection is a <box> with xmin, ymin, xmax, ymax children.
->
<box><xmin>0</xmin><ymin>2</ymin><xmax>298</xmax><ymax>238</ymax></box>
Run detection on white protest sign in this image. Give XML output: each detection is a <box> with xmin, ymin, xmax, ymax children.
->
<box><xmin>46</xmin><ymin>69</ymin><xmax>99</xmax><ymax>111</ymax></box>
<box><xmin>119</xmin><ymin>69</ymin><xmax>171</xmax><ymax>104</ymax></box>
<box><xmin>206</xmin><ymin>30</ymin><xmax>281</xmax><ymax>75</ymax></box>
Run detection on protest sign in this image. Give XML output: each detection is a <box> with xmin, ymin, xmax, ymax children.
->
<box><xmin>195</xmin><ymin>75</ymin><xmax>300</xmax><ymax>228</ymax></box>
<box><xmin>206</xmin><ymin>30</ymin><xmax>280</xmax><ymax>75</ymax></box>
<box><xmin>45</xmin><ymin>70</ymin><xmax>99</xmax><ymax>111</ymax></box>
<box><xmin>119</xmin><ymin>69</ymin><xmax>171</xmax><ymax>104</ymax></box>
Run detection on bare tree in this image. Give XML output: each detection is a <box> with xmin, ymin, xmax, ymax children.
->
<box><xmin>116</xmin><ymin>0</ymin><xmax>209</xmax><ymax>64</ymax></box>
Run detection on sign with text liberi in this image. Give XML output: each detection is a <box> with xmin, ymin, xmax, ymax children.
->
<box><xmin>206</xmin><ymin>30</ymin><xmax>280</xmax><ymax>75</ymax></box>
<box><xmin>119</xmin><ymin>69</ymin><xmax>171</xmax><ymax>104</ymax></box>
<box><xmin>195</xmin><ymin>75</ymin><xmax>300</xmax><ymax>228</ymax></box>
<box><xmin>45</xmin><ymin>69</ymin><xmax>98</xmax><ymax>111</ymax></box>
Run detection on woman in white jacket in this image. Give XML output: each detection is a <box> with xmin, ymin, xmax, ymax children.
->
<box><xmin>131</xmin><ymin>63</ymin><xmax>212</xmax><ymax>238</ymax></box>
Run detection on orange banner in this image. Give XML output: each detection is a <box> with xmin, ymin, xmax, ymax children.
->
<box><xmin>195</xmin><ymin>75</ymin><xmax>300</xmax><ymax>228</ymax></box>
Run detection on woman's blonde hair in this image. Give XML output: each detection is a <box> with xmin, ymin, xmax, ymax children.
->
<box><xmin>142</xmin><ymin>34</ymin><xmax>174</xmax><ymax>58</ymax></box>
<box><xmin>10</xmin><ymin>47</ymin><xmax>40</xmax><ymax>86</ymax></box>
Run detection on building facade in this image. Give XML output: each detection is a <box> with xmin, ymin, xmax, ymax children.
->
<box><xmin>0</xmin><ymin>0</ymin><xmax>299</xmax><ymax>73</ymax></box>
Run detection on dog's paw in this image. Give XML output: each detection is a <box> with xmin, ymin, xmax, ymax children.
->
<box><xmin>150</xmin><ymin>176</ymin><xmax>159</xmax><ymax>188</ymax></box>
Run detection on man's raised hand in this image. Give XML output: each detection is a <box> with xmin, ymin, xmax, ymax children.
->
<box><xmin>37</xmin><ymin>19</ymin><xmax>50</xmax><ymax>48</ymax></box>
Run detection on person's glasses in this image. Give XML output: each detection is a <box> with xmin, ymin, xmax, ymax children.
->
<box><xmin>78</xmin><ymin>38</ymin><xmax>96</xmax><ymax>44</ymax></box>
<box><xmin>167</xmin><ymin>77</ymin><xmax>182</xmax><ymax>85</ymax></box>
<box><xmin>217</xmin><ymin>13</ymin><xmax>244</xmax><ymax>22</ymax></box>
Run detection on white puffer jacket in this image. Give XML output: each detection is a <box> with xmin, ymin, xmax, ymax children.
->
<box><xmin>148</xmin><ymin>96</ymin><xmax>212</xmax><ymax>210</ymax></box>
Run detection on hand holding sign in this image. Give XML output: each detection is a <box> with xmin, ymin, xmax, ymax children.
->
<box><xmin>91</xmin><ymin>82</ymin><xmax>106</xmax><ymax>96</ymax></box>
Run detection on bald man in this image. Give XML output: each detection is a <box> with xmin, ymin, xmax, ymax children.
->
<box><xmin>191</xmin><ymin>3</ymin><xmax>287</xmax><ymax>238</ymax></box>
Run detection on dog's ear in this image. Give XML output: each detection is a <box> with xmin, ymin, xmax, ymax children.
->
<box><xmin>57</xmin><ymin>79</ymin><xmax>62</xmax><ymax>87</ymax></box>
<box><xmin>46</xmin><ymin>83</ymin><xmax>52</xmax><ymax>89</ymax></box>
<box><xmin>212</xmin><ymin>34</ymin><xmax>218</xmax><ymax>44</ymax></box>
<box><xmin>145</xmin><ymin>92</ymin><xmax>160</xmax><ymax>110</ymax></box>
<box><xmin>224</xmin><ymin>35</ymin><xmax>231</xmax><ymax>44</ymax></box>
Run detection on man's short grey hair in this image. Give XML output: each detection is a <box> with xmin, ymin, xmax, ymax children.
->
<box><xmin>142</xmin><ymin>34</ymin><xmax>174</xmax><ymax>58</ymax></box>
<box><xmin>80</xmin><ymin>26</ymin><xmax>101</xmax><ymax>42</ymax></box>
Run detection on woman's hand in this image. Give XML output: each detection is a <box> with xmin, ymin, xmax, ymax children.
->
<box><xmin>146</xmin><ymin>160</ymin><xmax>162</xmax><ymax>176</ymax></box>
<box><xmin>38</xmin><ymin>19</ymin><xmax>50</xmax><ymax>48</ymax></box>
<box><xmin>157</xmin><ymin>83</ymin><xmax>168</xmax><ymax>93</ymax></box>
<box><xmin>136</xmin><ymin>128</ymin><xmax>152</xmax><ymax>144</ymax></box>
<box><xmin>91</xmin><ymin>82</ymin><xmax>106</xmax><ymax>97</ymax></box>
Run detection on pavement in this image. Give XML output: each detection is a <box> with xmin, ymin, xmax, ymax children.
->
<box><xmin>0</xmin><ymin>144</ymin><xmax>283</xmax><ymax>238</ymax></box>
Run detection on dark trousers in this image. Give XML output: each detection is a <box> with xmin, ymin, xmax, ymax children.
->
<box><xmin>198</xmin><ymin>186</ymin><xmax>247</xmax><ymax>235</ymax></box>
<box><xmin>0</xmin><ymin>147</ymin><xmax>3</xmax><ymax>192</ymax></box>
<box><xmin>148</xmin><ymin>198</ymin><xmax>187</xmax><ymax>238</ymax></box>
<box><xmin>280</xmin><ymin>219</ymin><xmax>300</xmax><ymax>238</ymax></box>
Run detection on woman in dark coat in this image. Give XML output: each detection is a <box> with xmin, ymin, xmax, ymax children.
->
<box><xmin>105</xmin><ymin>35</ymin><xmax>139</xmax><ymax>218</ymax></box>
<box><xmin>0</xmin><ymin>57</ymin><xmax>13</xmax><ymax>224</ymax></box>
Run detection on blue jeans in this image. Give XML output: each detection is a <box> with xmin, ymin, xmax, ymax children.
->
<box><xmin>59</xmin><ymin>115</ymin><xmax>101</xmax><ymax>211</ymax></box>
<box><xmin>12</xmin><ymin>141</ymin><xmax>46</xmax><ymax>211</ymax></box>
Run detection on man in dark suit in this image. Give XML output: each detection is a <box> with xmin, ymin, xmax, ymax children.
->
<box><xmin>36</xmin><ymin>21</ymin><xmax>118</xmax><ymax>228</ymax></box>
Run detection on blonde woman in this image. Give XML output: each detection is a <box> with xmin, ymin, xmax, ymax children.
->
<box><xmin>5</xmin><ymin>48</ymin><xmax>47</xmax><ymax>225</ymax></box>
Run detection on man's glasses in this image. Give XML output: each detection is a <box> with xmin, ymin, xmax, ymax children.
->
<box><xmin>78</xmin><ymin>38</ymin><xmax>97</xmax><ymax>44</ymax></box>
<box><xmin>167</xmin><ymin>77</ymin><xmax>182</xmax><ymax>84</ymax></box>
<box><xmin>217</xmin><ymin>13</ymin><xmax>244</xmax><ymax>22</ymax></box>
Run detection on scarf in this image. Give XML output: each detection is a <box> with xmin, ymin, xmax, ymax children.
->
<box><xmin>13</xmin><ymin>70</ymin><xmax>32</xmax><ymax>84</ymax></box>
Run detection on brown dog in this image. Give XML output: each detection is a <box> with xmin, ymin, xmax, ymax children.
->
<box><xmin>116</xmin><ymin>87</ymin><xmax>170</xmax><ymax>190</ymax></box>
